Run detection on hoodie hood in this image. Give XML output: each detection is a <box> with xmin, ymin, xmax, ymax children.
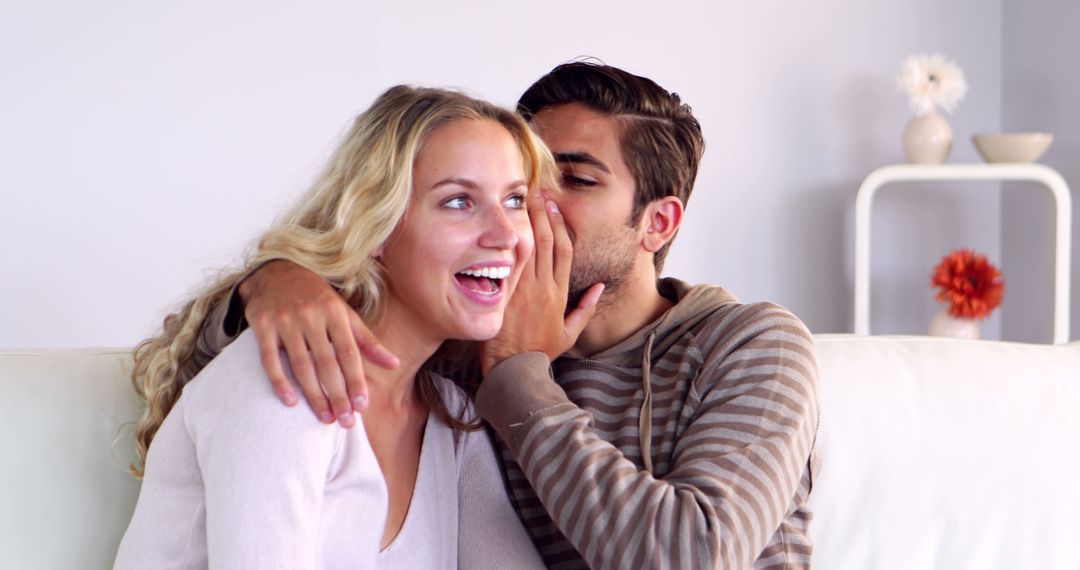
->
<box><xmin>582</xmin><ymin>278</ymin><xmax>740</xmax><ymax>368</ymax></box>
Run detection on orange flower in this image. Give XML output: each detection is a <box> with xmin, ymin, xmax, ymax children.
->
<box><xmin>931</xmin><ymin>249</ymin><xmax>1004</xmax><ymax>319</ymax></box>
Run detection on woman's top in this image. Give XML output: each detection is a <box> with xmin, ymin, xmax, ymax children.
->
<box><xmin>114</xmin><ymin>330</ymin><xmax>543</xmax><ymax>569</ymax></box>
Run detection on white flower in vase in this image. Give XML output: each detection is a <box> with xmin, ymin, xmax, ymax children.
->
<box><xmin>896</xmin><ymin>53</ymin><xmax>968</xmax><ymax>163</ymax></box>
<box><xmin>897</xmin><ymin>53</ymin><xmax>968</xmax><ymax>116</ymax></box>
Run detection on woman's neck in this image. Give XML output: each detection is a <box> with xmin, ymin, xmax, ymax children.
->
<box><xmin>365</xmin><ymin>310</ymin><xmax>442</xmax><ymax>410</ymax></box>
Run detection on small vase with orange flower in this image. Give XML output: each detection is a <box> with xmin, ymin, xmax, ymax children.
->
<box><xmin>929</xmin><ymin>249</ymin><xmax>1005</xmax><ymax>339</ymax></box>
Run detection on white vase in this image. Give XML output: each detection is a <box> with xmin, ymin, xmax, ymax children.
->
<box><xmin>928</xmin><ymin>307</ymin><xmax>980</xmax><ymax>339</ymax></box>
<box><xmin>903</xmin><ymin>111</ymin><xmax>953</xmax><ymax>164</ymax></box>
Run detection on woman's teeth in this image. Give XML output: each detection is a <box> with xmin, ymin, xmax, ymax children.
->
<box><xmin>458</xmin><ymin>266</ymin><xmax>511</xmax><ymax>279</ymax></box>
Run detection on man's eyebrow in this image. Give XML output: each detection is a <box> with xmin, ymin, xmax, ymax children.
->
<box><xmin>553</xmin><ymin>152</ymin><xmax>611</xmax><ymax>174</ymax></box>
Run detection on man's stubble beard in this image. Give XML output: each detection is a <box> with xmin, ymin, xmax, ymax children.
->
<box><xmin>565</xmin><ymin>223</ymin><xmax>638</xmax><ymax>313</ymax></box>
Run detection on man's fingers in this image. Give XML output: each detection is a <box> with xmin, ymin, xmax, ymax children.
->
<box><xmin>545</xmin><ymin>199</ymin><xmax>573</xmax><ymax>289</ymax></box>
<box><xmin>563</xmin><ymin>282</ymin><xmax>605</xmax><ymax>341</ymax></box>
<box><xmin>308</xmin><ymin>334</ymin><xmax>355</xmax><ymax>429</ymax></box>
<box><xmin>349</xmin><ymin>314</ymin><xmax>398</xmax><ymax>371</ymax></box>
<box><xmin>253</xmin><ymin>328</ymin><xmax>297</xmax><ymax>407</ymax></box>
<box><xmin>280</xmin><ymin>330</ymin><xmax>335</xmax><ymax>424</ymax></box>
<box><xmin>332</xmin><ymin>316</ymin><xmax>369</xmax><ymax>416</ymax></box>
<box><xmin>528</xmin><ymin>189</ymin><xmax>554</xmax><ymax>279</ymax></box>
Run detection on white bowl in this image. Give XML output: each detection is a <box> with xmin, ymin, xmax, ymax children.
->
<box><xmin>971</xmin><ymin>132</ymin><xmax>1053</xmax><ymax>163</ymax></box>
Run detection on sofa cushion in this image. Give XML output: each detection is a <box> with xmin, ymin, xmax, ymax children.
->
<box><xmin>811</xmin><ymin>335</ymin><xmax>1080</xmax><ymax>569</ymax></box>
<box><xmin>0</xmin><ymin>348</ymin><xmax>142</xmax><ymax>569</ymax></box>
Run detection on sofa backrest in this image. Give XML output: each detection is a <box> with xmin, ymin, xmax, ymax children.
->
<box><xmin>3</xmin><ymin>336</ymin><xmax>1079</xmax><ymax>568</ymax></box>
<box><xmin>0</xmin><ymin>348</ymin><xmax>142</xmax><ymax>570</ymax></box>
<box><xmin>811</xmin><ymin>335</ymin><xmax>1080</xmax><ymax>569</ymax></box>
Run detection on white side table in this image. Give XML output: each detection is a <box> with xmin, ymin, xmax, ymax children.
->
<box><xmin>854</xmin><ymin>163</ymin><xmax>1073</xmax><ymax>344</ymax></box>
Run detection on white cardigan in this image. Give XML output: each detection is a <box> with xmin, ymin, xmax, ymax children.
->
<box><xmin>114</xmin><ymin>330</ymin><xmax>543</xmax><ymax>569</ymax></box>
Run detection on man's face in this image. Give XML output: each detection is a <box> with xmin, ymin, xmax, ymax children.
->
<box><xmin>528</xmin><ymin>103</ymin><xmax>641</xmax><ymax>307</ymax></box>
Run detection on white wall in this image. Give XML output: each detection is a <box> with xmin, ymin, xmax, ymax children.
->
<box><xmin>1001</xmin><ymin>0</ymin><xmax>1080</xmax><ymax>344</ymax></box>
<box><xmin>2</xmin><ymin>0</ymin><xmax>1007</xmax><ymax>348</ymax></box>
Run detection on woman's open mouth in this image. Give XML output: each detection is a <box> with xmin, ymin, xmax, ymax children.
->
<box><xmin>454</xmin><ymin>265</ymin><xmax>511</xmax><ymax>305</ymax></box>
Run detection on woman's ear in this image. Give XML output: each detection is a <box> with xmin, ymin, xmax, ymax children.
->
<box><xmin>640</xmin><ymin>196</ymin><xmax>684</xmax><ymax>253</ymax></box>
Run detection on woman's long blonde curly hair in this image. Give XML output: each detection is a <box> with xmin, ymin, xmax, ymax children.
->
<box><xmin>129</xmin><ymin>85</ymin><xmax>556</xmax><ymax>476</ymax></box>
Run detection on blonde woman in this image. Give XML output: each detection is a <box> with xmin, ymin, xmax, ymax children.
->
<box><xmin>114</xmin><ymin>86</ymin><xmax>550</xmax><ymax>568</ymax></box>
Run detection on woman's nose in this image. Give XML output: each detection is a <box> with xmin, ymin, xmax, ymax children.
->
<box><xmin>477</xmin><ymin>206</ymin><xmax>519</xmax><ymax>250</ymax></box>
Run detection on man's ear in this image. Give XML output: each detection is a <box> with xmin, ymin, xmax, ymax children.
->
<box><xmin>639</xmin><ymin>196</ymin><xmax>684</xmax><ymax>253</ymax></box>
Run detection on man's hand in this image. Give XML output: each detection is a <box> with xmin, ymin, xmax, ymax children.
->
<box><xmin>239</xmin><ymin>260</ymin><xmax>399</xmax><ymax>427</ymax></box>
<box><xmin>480</xmin><ymin>191</ymin><xmax>605</xmax><ymax>375</ymax></box>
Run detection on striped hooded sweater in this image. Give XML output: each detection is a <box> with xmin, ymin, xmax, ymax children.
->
<box><xmin>473</xmin><ymin>278</ymin><xmax>820</xmax><ymax>569</ymax></box>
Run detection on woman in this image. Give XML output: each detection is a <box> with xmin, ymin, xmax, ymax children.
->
<box><xmin>115</xmin><ymin>86</ymin><xmax>550</xmax><ymax>568</ymax></box>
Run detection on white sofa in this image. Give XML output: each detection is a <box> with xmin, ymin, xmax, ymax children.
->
<box><xmin>2</xmin><ymin>335</ymin><xmax>1079</xmax><ymax>569</ymax></box>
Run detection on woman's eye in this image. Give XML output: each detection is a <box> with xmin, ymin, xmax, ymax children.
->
<box><xmin>505</xmin><ymin>194</ymin><xmax>527</xmax><ymax>209</ymax></box>
<box><xmin>561</xmin><ymin>172</ymin><xmax>597</xmax><ymax>188</ymax></box>
<box><xmin>443</xmin><ymin>196</ymin><xmax>471</xmax><ymax>210</ymax></box>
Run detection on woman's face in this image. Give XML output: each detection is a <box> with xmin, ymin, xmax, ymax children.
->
<box><xmin>378</xmin><ymin>118</ymin><xmax>534</xmax><ymax>343</ymax></box>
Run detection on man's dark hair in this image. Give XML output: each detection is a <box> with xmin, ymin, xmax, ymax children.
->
<box><xmin>517</xmin><ymin>61</ymin><xmax>705</xmax><ymax>272</ymax></box>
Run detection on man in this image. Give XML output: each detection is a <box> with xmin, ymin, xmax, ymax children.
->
<box><xmin>200</xmin><ymin>62</ymin><xmax>819</xmax><ymax>568</ymax></box>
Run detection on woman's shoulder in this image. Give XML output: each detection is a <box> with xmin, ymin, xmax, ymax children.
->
<box><xmin>183</xmin><ymin>329</ymin><xmax>270</xmax><ymax>400</ymax></box>
<box><xmin>181</xmin><ymin>330</ymin><xmax>333</xmax><ymax>435</ymax></box>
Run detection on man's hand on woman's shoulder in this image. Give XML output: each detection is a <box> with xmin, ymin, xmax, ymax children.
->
<box><xmin>239</xmin><ymin>260</ymin><xmax>399</xmax><ymax>428</ymax></box>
